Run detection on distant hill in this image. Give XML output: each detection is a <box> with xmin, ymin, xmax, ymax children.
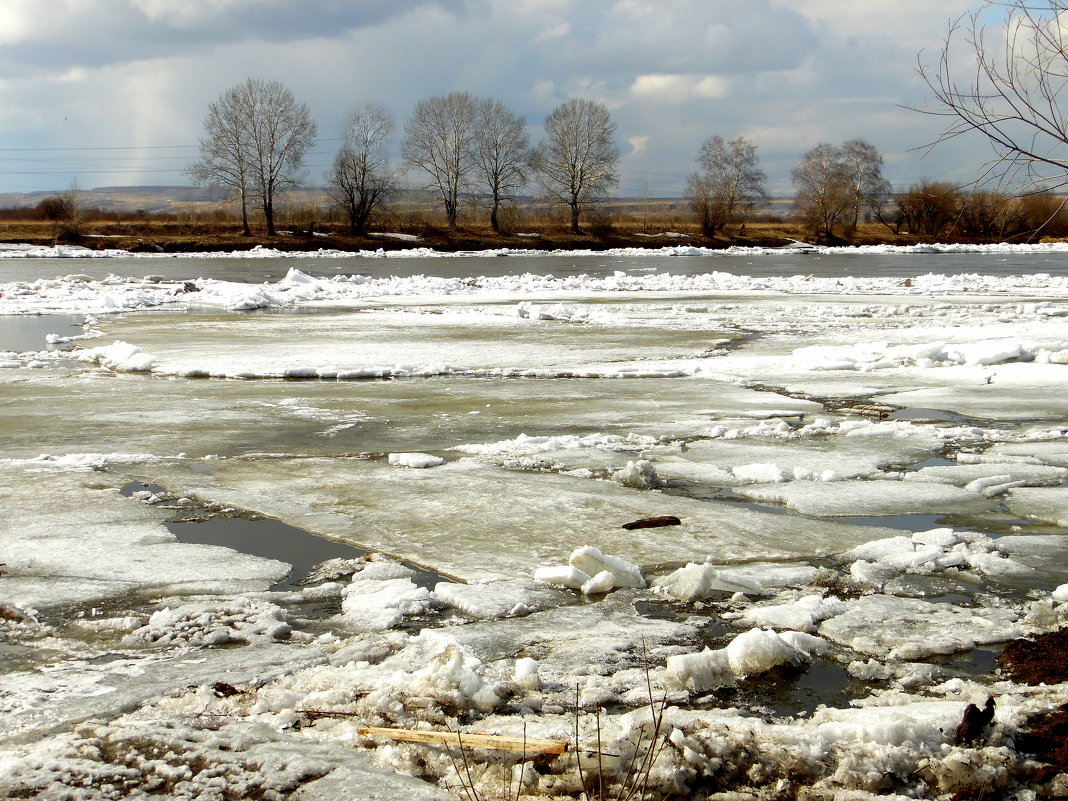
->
<box><xmin>0</xmin><ymin>184</ymin><xmax>792</xmax><ymax>218</ymax></box>
<box><xmin>0</xmin><ymin>185</ymin><xmax>226</xmax><ymax>214</ymax></box>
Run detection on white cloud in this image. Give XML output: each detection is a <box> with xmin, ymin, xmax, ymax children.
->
<box><xmin>0</xmin><ymin>0</ymin><xmax>36</xmax><ymax>45</ymax></box>
<box><xmin>627</xmin><ymin>135</ymin><xmax>650</xmax><ymax>156</ymax></box>
<box><xmin>630</xmin><ymin>74</ymin><xmax>730</xmax><ymax>103</ymax></box>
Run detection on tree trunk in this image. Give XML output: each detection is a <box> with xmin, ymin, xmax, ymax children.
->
<box><xmin>570</xmin><ymin>203</ymin><xmax>580</xmax><ymax>234</ymax></box>
<box><xmin>264</xmin><ymin>203</ymin><xmax>275</xmax><ymax>236</ymax></box>
<box><xmin>239</xmin><ymin>188</ymin><xmax>251</xmax><ymax>236</ymax></box>
<box><xmin>490</xmin><ymin>199</ymin><xmax>500</xmax><ymax>234</ymax></box>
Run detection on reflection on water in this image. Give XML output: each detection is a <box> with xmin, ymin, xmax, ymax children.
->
<box><xmin>0</xmin><ymin>314</ymin><xmax>85</xmax><ymax>352</ymax></box>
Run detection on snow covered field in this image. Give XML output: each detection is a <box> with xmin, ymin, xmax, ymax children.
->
<box><xmin>2</xmin><ymin>245</ymin><xmax>1068</xmax><ymax>799</ymax></box>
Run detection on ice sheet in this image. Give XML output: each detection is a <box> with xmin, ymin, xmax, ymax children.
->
<box><xmin>0</xmin><ymin>467</ymin><xmax>290</xmax><ymax>609</ymax></box>
<box><xmin>1005</xmin><ymin>487</ymin><xmax>1068</xmax><ymax>526</ymax></box>
<box><xmin>74</xmin><ymin>307</ymin><xmax>723</xmax><ymax>380</ymax></box>
<box><xmin>818</xmin><ymin>594</ymin><xmax>1022</xmax><ymax>659</ymax></box>
<box><xmin>734</xmin><ymin>479</ymin><xmax>991</xmax><ymax>517</ymax></box>
<box><xmin>668</xmin><ymin>427</ymin><xmax>942</xmax><ymax>483</ymax></box>
<box><xmin>137</xmin><ymin>458</ymin><xmax>901</xmax><ymax>582</ymax></box>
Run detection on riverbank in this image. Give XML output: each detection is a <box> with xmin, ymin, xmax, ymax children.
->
<box><xmin>2</xmin><ymin>218</ymin><xmax>1049</xmax><ymax>254</ymax></box>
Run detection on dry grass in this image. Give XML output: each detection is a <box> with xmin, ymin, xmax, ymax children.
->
<box><xmin>0</xmin><ymin>199</ymin><xmax>1047</xmax><ymax>253</ymax></box>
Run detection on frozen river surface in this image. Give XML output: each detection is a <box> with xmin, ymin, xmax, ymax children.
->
<box><xmin>2</xmin><ymin>244</ymin><xmax>1068</xmax><ymax>800</ymax></box>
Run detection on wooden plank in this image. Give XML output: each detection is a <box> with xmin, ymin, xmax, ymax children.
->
<box><xmin>357</xmin><ymin>726</ymin><xmax>569</xmax><ymax>755</ymax></box>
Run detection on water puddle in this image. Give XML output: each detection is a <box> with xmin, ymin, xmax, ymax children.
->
<box><xmin>838</xmin><ymin>513</ymin><xmax>944</xmax><ymax>531</ymax></box>
<box><xmin>119</xmin><ymin>481</ymin><xmax>445</xmax><ymax>592</ymax></box>
<box><xmin>165</xmin><ymin>516</ymin><xmax>369</xmax><ymax>592</ymax></box>
<box><xmin>905</xmin><ymin>456</ymin><xmax>957</xmax><ymax>470</ymax></box>
<box><xmin>931</xmin><ymin>647</ymin><xmax>1001</xmax><ymax>679</ymax></box>
<box><xmin>889</xmin><ymin>407</ymin><xmax>977</xmax><ymax>425</ymax></box>
<box><xmin>692</xmin><ymin>659</ymin><xmax>853</xmax><ymax>717</ymax></box>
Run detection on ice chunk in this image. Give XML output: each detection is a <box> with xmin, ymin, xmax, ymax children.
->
<box><xmin>726</xmin><ymin>628</ymin><xmax>808</xmax><ymax>678</ymax></box>
<box><xmin>142</xmin><ymin>457</ymin><xmax>898</xmax><ymax>584</ymax></box>
<box><xmin>849</xmin><ymin>560</ymin><xmax>900</xmax><ymax>587</ymax></box>
<box><xmin>122</xmin><ymin>599</ymin><xmax>291</xmax><ymax>647</ymax></box>
<box><xmin>710</xmin><ymin>570</ymin><xmax>764</xmax><ymax>595</ymax></box>
<box><xmin>732</xmin><ymin>463</ymin><xmax>786</xmax><ymax>483</ymax></box>
<box><xmin>652</xmin><ymin>561</ymin><xmax>766</xmax><ymax>601</ymax></box>
<box><xmin>388</xmin><ymin>452</ymin><xmax>445</xmax><ymax>469</ymax></box>
<box><xmin>665</xmin><ymin>646</ymin><xmax>734</xmax><ymax>691</ymax></box>
<box><xmin>433</xmin><ymin>579</ymin><xmax>568</xmax><ymax>619</ymax></box>
<box><xmin>75</xmin><ymin>339</ymin><xmax>158</xmax><ymax>372</ymax></box>
<box><xmin>1054</xmin><ymin>584</ymin><xmax>1068</xmax><ymax>602</ymax></box>
<box><xmin>963</xmin><ymin>550</ymin><xmax>1035</xmax><ymax>578</ymax></box>
<box><xmin>569</xmin><ymin>545</ymin><xmax>646</xmax><ymax>589</ymax></box>
<box><xmin>911</xmin><ymin>528</ymin><xmax>960</xmax><ymax>548</ymax></box>
<box><xmin>581</xmin><ymin>569</ymin><xmax>617</xmax><ymax>595</ymax></box>
<box><xmin>742</xmin><ymin>594</ymin><xmax>845</xmax><ymax>633</ymax></box>
<box><xmin>339</xmin><ymin>574</ymin><xmax>433</xmax><ymax>631</ymax></box>
<box><xmin>654</xmin><ymin>563</ymin><xmax>720</xmax><ymax>601</ymax></box>
<box><xmin>985</xmin><ymin>441</ymin><xmax>1068</xmax><ymax>468</ymax></box>
<box><xmin>675</xmin><ymin>423</ymin><xmax>942</xmax><ymax>484</ymax></box>
<box><xmin>533</xmin><ymin>565</ymin><xmax>590</xmax><ymax>590</ymax></box>
<box><xmin>611</xmin><ymin>459</ymin><xmax>664</xmax><ymax>489</ymax></box>
<box><xmin>513</xmin><ymin>657</ymin><xmax>541</xmax><ymax>690</ymax></box>
<box><xmin>778</xmin><ymin>630</ymin><xmax>829</xmax><ymax>655</ymax></box>
<box><xmin>818</xmin><ymin>594</ymin><xmax>1021</xmax><ymax>659</ymax></box>
<box><xmin>0</xmin><ymin>468</ymin><xmax>290</xmax><ymax>610</ymax></box>
<box><xmin>843</xmin><ymin>536</ymin><xmax>917</xmax><ymax>562</ymax></box>
<box><xmin>408</xmin><ymin>643</ymin><xmax>500</xmax><ymax>713</ymax></box>
<box><xmin>842</xmin><ymin>529</ymin><xmax>1028</xmax><ymax>579</ymax></box>
<box><xmin>353</xmin><ymin>559</ymin><xmax>414</xmax><ymax>582</ymax></box>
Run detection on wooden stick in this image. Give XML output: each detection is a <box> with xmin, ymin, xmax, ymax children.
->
<box><xmin>357</xmin><ymin>725</ymin><xmax>569</xmax><ymax>755</ymax></box>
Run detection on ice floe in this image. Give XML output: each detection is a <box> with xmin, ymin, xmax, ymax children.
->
<box><xmin>735</xmin><ymin>479</ymin><xmax>990</xmax><ymax>517</ymax></box>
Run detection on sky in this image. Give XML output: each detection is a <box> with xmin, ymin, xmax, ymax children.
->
<box><xmin>0</xmin><ymin>0</ymin><xmax>996</xmax><ymax>198</ymax></box>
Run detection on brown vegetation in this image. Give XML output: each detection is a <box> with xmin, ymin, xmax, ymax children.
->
<box><xmin>0</xmin><ymin>193</ymin><xmax>1063</xmax><ymax>254</ymax></box>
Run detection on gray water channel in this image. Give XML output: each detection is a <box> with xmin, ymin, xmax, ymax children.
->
<box><xmin>3</xmin><ymin>248</ymin><xmax>1068</xmax><ymax>284</ymax></box>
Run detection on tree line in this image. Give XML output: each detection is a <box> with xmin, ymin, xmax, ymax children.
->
<box><xmin>190</xmin><ymin>78</ymin><xmax>618</xmax><ymax>237</ymax></box>
<box><xmin>185</xmin><ymin>75</ymin><xmax>1068</xmax><ymax>243</ymax></box>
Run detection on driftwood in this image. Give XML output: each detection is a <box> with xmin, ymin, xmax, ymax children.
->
<box><xmin>357</xmin><ymin>725</ymin><xmax>569</xmax><ymax>755</ymax></box>
<box><xmin>621</xmin><ymin>515</ymin><xmax>682</xmax><ymax>530</ymax></box>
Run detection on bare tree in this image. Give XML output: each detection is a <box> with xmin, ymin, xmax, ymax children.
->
<box><xmin>792</xmin><ymin>140</ymin><xmax>889</xmax><ymax>240</ymax></box>
<box><xmin>329</xmin><ymin>104</ymin><xmax>394</xmax><ymax>236</ymax></box>
<box><xmin>189</xmin><ymin>78</ymin><xmax>316</xmax><ymax>236</ymax></box>
<box><xmin>918</xmin><ymin>1</ymin><xmax>1068</xmax><ymax>191</ymax></box>
<box><xmin>245</xmin><ymin>80</ymin><xmax>317</xmax><ymax>236</ymax></box>
<box><xmin>792</xmin><ymin>143</ymin><xmax>852</xmax><ymax>240</ymax></box>
<box><xmin>533</xmin><ymin>98</ymin><xmax>620</xmax><ymax>234</ymax></box>
<box><xmin>841</xmin><ymin>138</ymin><xmax>890</xmax><ymax>234</ymax></box>
<box><xmin>687</xmin><ymin>135</ymin><xmax>767</xmax><ymax>238</ymax></box>
<box><xmin>402</xmin><ymin>91</ymin><xmax>478</xmax><ymax>228</ymax></box>
<box><xmin>188</xmin><ymin>83</ymin><xmax>254</xmax><ymax>235</ymax></box>
<box><xmin>472</xmin><ymin>98</ymin><xmax>529</xmax><ymax>233</ymax></box>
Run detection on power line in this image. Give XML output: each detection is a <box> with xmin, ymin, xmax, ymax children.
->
<box><xmin>0</xmin><ymin>137</ymin><xmax>342</xmax><ymax>153</ymax></box>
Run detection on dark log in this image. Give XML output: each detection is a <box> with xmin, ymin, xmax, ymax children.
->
<box><xmin>621</xmin><ymin>516</ymin><xmax>682</xmax><ymax>530</ymax></box>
